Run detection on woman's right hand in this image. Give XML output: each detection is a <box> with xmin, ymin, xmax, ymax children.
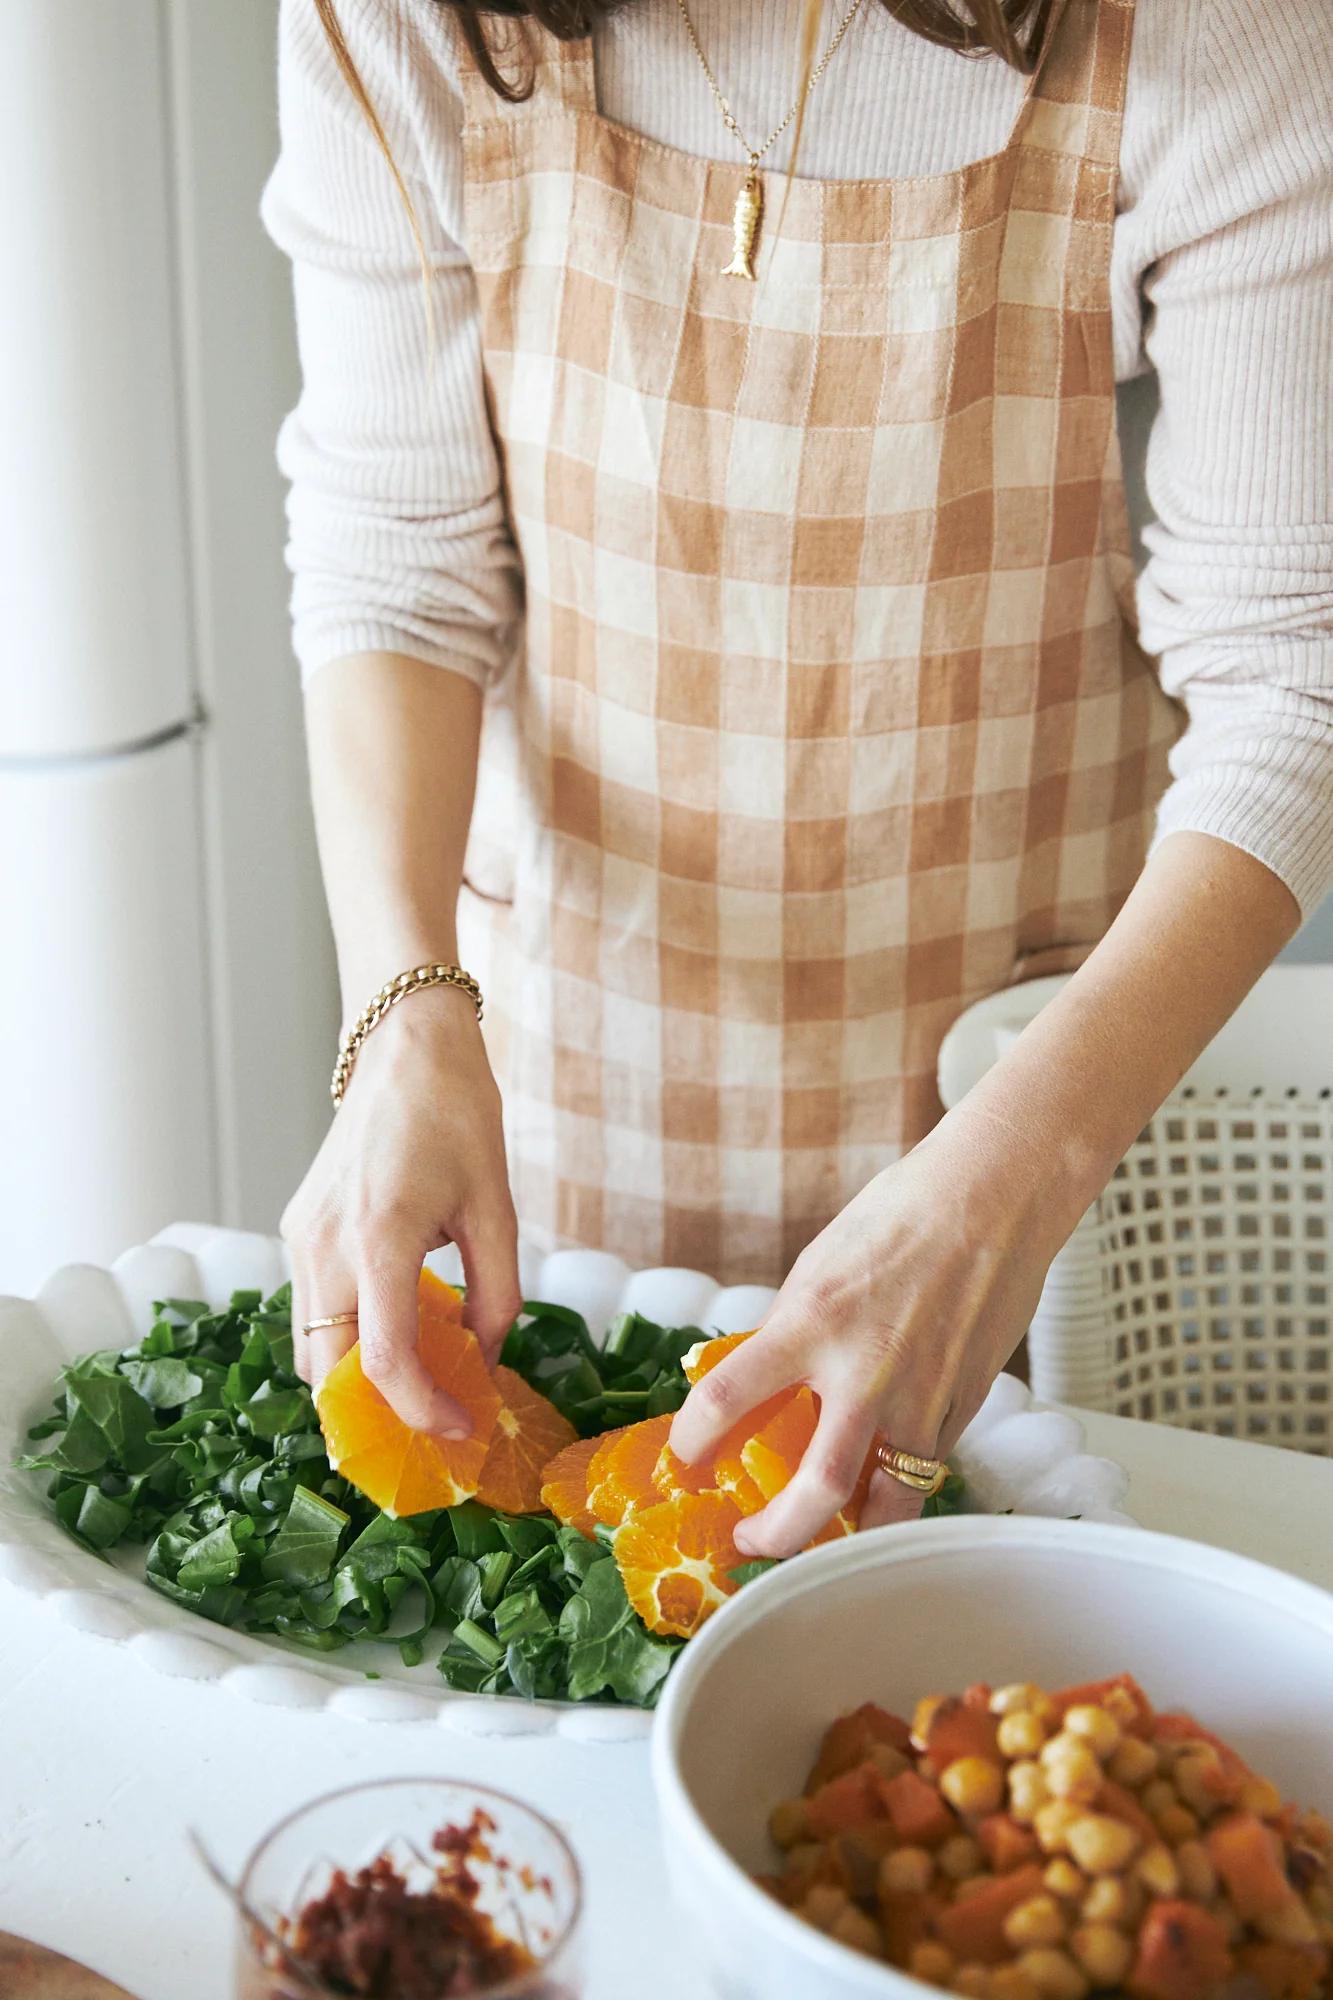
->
<box><xmin>281</xmin><ymin>985</ymin><xmax>522</xmax><ymax>1436</ymax></box>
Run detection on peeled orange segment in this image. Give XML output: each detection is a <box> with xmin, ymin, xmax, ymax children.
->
<box><xmin>652</xmin><ymin>1435</ymin><xmax>717</xmax><ymax>1500</ymax></box>
<box><xmin>587</xmin><ymin>1415</ymin><xmax>685</xmax><ymax>1528</ymax></box>
<box><xmin>315</xmin><ymin>1270</ymin><xmax>501</xmax><ymax>1517</ymax></box>
<box><xmin>475</xmin><ymin>1366</ymin><xmax>578</xmax><ymax>1515</ymax></box>
<box><xmin>739</xmin><ymin>1386</ymin><xmax>819</xmax><ymax>1501</ymax></box>
<box><xmin>539</xmin><ymin>1433</ymin><xmax>605</xmax><ymax>1538</ymax></box>
<box><xmin>682</xmin><ymin>1330</ymin><xmax>754</xmax><ymax>1386</ymax></box>
<box><xmin>614</xmin><ymin>1492</ymin><xmax>747</xmax><ymax>1638</ymax></box>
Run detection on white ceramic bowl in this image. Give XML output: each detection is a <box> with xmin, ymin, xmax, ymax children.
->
<box><xmin>652</xmin><ymin>1515</ymin><xmax>1333</xmax><ymax>2000</ymax></box>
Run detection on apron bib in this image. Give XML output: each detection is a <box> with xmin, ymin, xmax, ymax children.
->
<box><xmin>453</xmin><ymin>0</ymin><xmax>1181</xmax><ymax>1283</ymax></box>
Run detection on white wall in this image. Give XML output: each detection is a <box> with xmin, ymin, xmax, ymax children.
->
<box><xmin>0</xmin><ymin>0</ymin><xmax>336</xmax><ymax>1295</ymax></box>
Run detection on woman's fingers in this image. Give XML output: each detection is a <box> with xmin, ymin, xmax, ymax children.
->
<box><xmin>669</xmin><ymin>1330</ymin><xmax>798</xmax><ymax>1467</ymax></box>
<box><xmin>734</xmin><ymin>1397</ymin><xmax>878</xmax><ymax>1560</ymax></box>
<box><xmin>356</xmin><ymin>1234</ymin><xmax>472</xmax><ymax>1438</ymax></box>
<box><xmin>858</xmin><ymin>1464</ymin><xmax>929</xmax><ymax>1533</ymax></box>
<box><xmin>455</xmin><ymin>1194</ymin><xmax>523</xmax><ymax>1366</ymax></box>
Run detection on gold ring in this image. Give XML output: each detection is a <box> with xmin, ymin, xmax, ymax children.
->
<box><xmin>302</xmin><ymin>1311</ymin><xmax>360</xmax><ymax>1334</ymax></box>
<box><xmin>874</xmin><ymin>1442</ymin><xmax>947</xmax><ymax>1497</ymax></box>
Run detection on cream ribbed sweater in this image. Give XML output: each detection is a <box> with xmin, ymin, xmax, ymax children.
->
<box><xmin>260</xmin><ymin>0</ymin><xmax>1333</xmax><ymax>920</ymax></box>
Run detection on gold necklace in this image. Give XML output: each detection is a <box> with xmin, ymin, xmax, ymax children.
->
<box><xmin>675</xmin><ymin>0</ymin><xmax>869</xmax><ymax>279</ymax></box>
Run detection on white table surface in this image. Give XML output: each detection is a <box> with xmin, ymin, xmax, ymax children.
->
<box><xmin>2</xmin><ymin>1410</ymin><xmax>1330</xmax><ymax>2000</ymax></box>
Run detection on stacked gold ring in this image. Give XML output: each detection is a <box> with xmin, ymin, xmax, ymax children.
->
<box><xmin>874</xmin><ymin>1442</ymin><xmax>948</xmax><ymax>1498</ymax></box>
<box><xmin>303</xmin><ymin>1311</ymin><xmax>359</xmax><ymax>1334</ymax></box>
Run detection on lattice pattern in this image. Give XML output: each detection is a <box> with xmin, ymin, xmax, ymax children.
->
<box><xmin>1029</xmin><ymin>1090</ymin><xmax>1333</xmax><ymax>1453</ymax></box>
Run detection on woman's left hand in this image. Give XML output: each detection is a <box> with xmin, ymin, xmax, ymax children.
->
<box><xmin>668</xmin><ymin>1104</ymin><xmax>1078</xmax><ymax>1558</ymax></box>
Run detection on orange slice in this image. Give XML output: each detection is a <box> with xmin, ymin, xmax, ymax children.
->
<box><xmin>539</xmin><ymin>1433</ymin><xmax>606</xmax><ymax>1538</ymax></box>
<box><xmin>739</xmin><ymin>1386</ymin><xmax>819</xmax><ymax>1501</ymax></box>
<box><xmin>316</xmin><ymin>1269</ymin><xmax>501</xmax><ymax>1517</ymax></box>
<box><xmin>682</xmin><ymin>1330</ymin><xmax>754</xmax><ymax>1385</ymax></box>
<box><xmin>587</xmin><ymin>1415</ymin><xmax>684</xmax><ymax>1528</ymax></box>
<box><xmin>614</xmin><ymin>1492</ymin><xmax>747</xmax><ymax>1638</ymax></box>
<box><xmin>475</xmin><ymin>1365</ymin><xmax>578</xmax><ymax>1515</ymax></box>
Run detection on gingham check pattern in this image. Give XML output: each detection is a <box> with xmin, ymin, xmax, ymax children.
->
<box><xmin>453</xmin><ymin>0</ymin><xmax>1182</xmax><ymax>1283</ymax></box>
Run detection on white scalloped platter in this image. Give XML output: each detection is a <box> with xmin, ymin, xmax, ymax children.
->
<box><xmin>0</xmin><ymin>1223</ymin><xmax>1135</xmax><ymax>1740</ymax></box>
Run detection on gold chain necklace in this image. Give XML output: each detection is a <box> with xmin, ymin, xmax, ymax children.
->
<box><xmin>674</xmin><ymin>0</ymin><xmax>870</xmax><ymax>279</ymax></box>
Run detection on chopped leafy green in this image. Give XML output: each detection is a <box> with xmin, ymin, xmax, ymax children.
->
<box><xmin>18</xmin><ymin>1283</ymin><xmax>967</xmax><ymax>1707</ymax></box>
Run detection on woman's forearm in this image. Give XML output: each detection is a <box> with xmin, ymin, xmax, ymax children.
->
<box><xmin>304</xmin><ymin>651</ymin><xmax>483</xmax><ymax>1020</ymax></box>
<box><xmin>939</xmin><ymin>831</ymin><xmax>1303</xmax><ymax>1242</ymax></box>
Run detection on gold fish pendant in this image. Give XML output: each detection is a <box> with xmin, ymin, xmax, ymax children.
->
<box><xmin>722</xmin><ymin>168</ymin><xmax>761</xmax><ymax>280</ymax></box>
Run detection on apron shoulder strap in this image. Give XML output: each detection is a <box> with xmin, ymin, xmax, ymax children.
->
<box><xmin>1010</xmin><ymin>0</ymin><xmax>1138</xmax><ymax>168</ymax></box>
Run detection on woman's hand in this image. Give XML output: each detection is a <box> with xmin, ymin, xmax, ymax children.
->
<box><xmin>281</xmin><ymin>986</ymin><xmax>521</xmax><ymax>1435</ymax></box>
<box><xmin>668</xmin><ymin>1103</ymin><xmax>1074</xmax><ymax>1559</ymax></box>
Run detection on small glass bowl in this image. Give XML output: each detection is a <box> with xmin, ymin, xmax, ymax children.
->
<box><xmin>233</xmin><ymin>1778</ymin><xmax>583</xmax><ymax>1999</ymax></box>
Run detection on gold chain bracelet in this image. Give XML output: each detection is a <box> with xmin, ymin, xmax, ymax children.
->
<box><xmin>330</xmin><ymin>963</ymin><xmax>484</xmax><ymax>1108</ymax></box>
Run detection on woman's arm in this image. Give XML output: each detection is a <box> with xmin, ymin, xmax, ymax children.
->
<box><xmin>282</xmin><ymin>651</ymin><xmax>521</xmax><ymax>1425</ymax></box>
<box><xmin>262</xmin><ymin>3</ymin><xmax>524</xmax><ymax>1422</ymax></box>
<box><xmin>671</xmin><ymin>834</ymin><xmax>1300</xmax><ymax>1557</ymax></box>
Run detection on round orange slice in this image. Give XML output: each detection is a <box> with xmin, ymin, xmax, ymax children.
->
<box><xmin>475</xmin><ymin>1365</ymin><xmax>578</xmax><ymax>1515</ymax></box>
<box><xmin>539</xmin><ymin>1432</ymin><xmax>606</xmax><ymax>1538</ymax></box>
<box><xmin>614</xmin><ymin>1492</ymin><xmax>747</xmax><ymax>1638</ymax></box>
<box><xmin>587</xmin><ymin>1415</ymin><xmax>682</xmax><ymax>1528</ymax></box>
<box><xmin>316</xmin><ymin>1269</ymin><xmax>501</xmax><ymax>1517</ymax></box>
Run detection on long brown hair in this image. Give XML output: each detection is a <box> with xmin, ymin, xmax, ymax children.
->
<box><xmin>312</xmin><ymin>0</ymin><xmax>1056</xmax><ymax>350</ymax></box>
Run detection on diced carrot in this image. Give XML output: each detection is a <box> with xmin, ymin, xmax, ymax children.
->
<box><xmin>1128</xmin><ymin>1900</ymin><xmax>1235</xmax><ymax>2000</ymax></box>
<box><xmin>923</xmin><ymin>1693</ymin><xmax>1002</xmax><ymax>1769</ymax></box>
<box><xmin>977</xmin><ymin>1813</ymin><xmax>1041</xmax><ymax>1874</ymax></box>
<box><xmin>878</xmin><ymin>1889</ymin><xmax>939</xmax><ymax>1963</ymax></box>
<box><xmin>963</xmin><ymin>1682</ymin><xmax>994</xmax><ymax>1712</ymax></box>
<box><xmin>806</xmin><ymin>1702</ymin><xmax>912</xmax><ymax>1793</ymax></box>
<box><xmin>1155</xmin><ymin>1713</ymin><xmax>1251</xmax><ymax>1800</ymax></box>
<box><xmin>837</xmin><ymin>1824</ymin><xmax>898</xmax><ymax>1900</ymax></box>
<box><xmin>779</xmin><ymin>1839</ymin><xmax>852</xmax><ymax>1905</ymax></box>
<box><xmin>1100</xmin><ymin>1778</ymin><xmax>1159</xmax><ymax>1845</ymax></box>
<box><xmin>806</xmin><ymin>1761</ymin><xmax>889</xmax><ymax>1839</ymax></box>
<box><xmin>881</xmin><ymin>1768</ymin><xmax>959</xmax><ymax>1849</ymax></box>
<box><xmin>1208</xmin><ymin>1813</ymin><xmax>1300</xmax><ymax>1922</ymax></box>
<box><xmin>1051</xmin><ymin>1674</ymin><xmax>1155</xmax><ymax>1737</ymax></box>
<box><xmin>1236</xmin><ymin>1941</ymin><xmax>1329</xmax><ymax>2000</ymax></box>
<box><xmin>933</xmin><ymin>1864</ymin><xmax>1047</xmax><ymax>1965</ymax></box>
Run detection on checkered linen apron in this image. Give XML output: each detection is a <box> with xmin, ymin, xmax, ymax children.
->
<box><xmin>453</xmin><ymin>0</ymin><xmax>1181</xmax><ymax>1285</ymax></box>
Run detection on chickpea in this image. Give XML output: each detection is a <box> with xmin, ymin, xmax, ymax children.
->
<box><xmin>882</xmin><ymin>1846</ymin><xmax>935</xmax><ymax>1896</ymax></box>
<box><xmin>1066</xmin><ymin>1814</ymin><xmax>1141</xmax><ymax>1876</ymax></box>
<box><xmin>942</xmin><ymin>1757</ymin><xmax>1007</xmax><ymax>1818</ymax></box>
<box><xmin>913</xmin><ymin>1696</ymin><xmax>947</xmax><ymax>1751</ymax></box>
<box><xmin>1136</xmin><ymin>1845</ymin><xmax>1181</xmax><ymax>1897</ymax></box>
<box><xmin>1010</xmin><ymin>1763</ymin><xmax>1052</xmax><ymax>1826</ymax></box>
<box><xmin>1044</xmin><ymin>1859</ymin><xmax>1089</xmax><ymax>1902</ymax></box>
<box><xmin>1063</xmin><ymin>1706</ymin><xmax>1122</xmax><ymax>1761</ymax></box>
<box><xmin>953</xmin><ymin>1964</ymin><xmax>993</xmax><ymax>1999</ymax></box>
<box><xmin>1239</xmin><ymin>1776</ymin><xmax>1284</xmax><ymax>1821</ymax></box>
<box><xmin>992</xmin><ymin>1683</ymin><xmax>1047</xmax><ymax>1717</ymax></box>
<box><xmin>1034</xmin><ymin>1801</ymin><xmax>1084</xmax><ymax>1855</ymax></box>
<box><xmin>1154</xmin><ymin>1803</ymin><xmax>1201</xmax><ymax>1847</ymax></box>
<box><xmin>1015</xmin><ymin>1947</ymin><xmax>1091</xmax><ymax>2000</ymax></box>
<box><xmin>1041</xmin><ymin>1738</ymin><xmax>1103</xmax><ymax>1806</ymax></box>
<box><xmin>830</xmin><ymin>1904</ymin><xmax>883</xmax><ymax>1957</ymax></box>
<box><xmin>1173</xmin><ymin>1754</ymin><xmax>1222</xmax><ymax>1821</ymax></box>
<box><xmin>1082</xmin><ymin>1876</ymin><xmax>1137</xmax><ymax>1928</ymax></box>
<box><xmin>1175</xmin><ymin>1839</ymin><xmax>1218</xmax><ymax>1902</ymax></box>
<box><xmin>1071</xmin><ymin>1923</ymin><xmax>1134</xmax><ymax>1988</ymax></box>
<box><xmin>1108</xmin><ymin>1737</ymin><xmax>1159</xmax><ymax>1790</ymax></box>
<box><xmin>1004</xmin><ymin>1895</ymin><xmax>1069</xmax><ymax>1950</ymax></box>
<box><xmin>990</xmin><ymin>1970</ymin><xmax>1043</xmax><ymax>2000</ymax></box>
<box><xmin>999</xmin><ymin>1711</ymin><xmax>1051</xmax><ymax>1762</ymax></box>
<box><xmin>1101</xmin><ymin>1687</ymin><xmax>1142</xmax><ymax>1730</ymax></box>
<box><xmin>801</xmin><ymin>1883</ymin><xmax>850</xmax><ymax>1930</ymax></box>
<box><xmin>1141</xmin><ymin>1780</ymin><xmax>1178</xmax><ymax>1819</ymax></box>
<box><xmin>939</xmin><ymin>1836</ymin><xmax>987</xmax><ymax>1882</ymax></box>
<box><xmin>769</xmin><ymin>1797</ymin><xmax>811</xmax><ymax>1849</ymax></box>
<box><xmin>911</xmin><ymin>1942</ymin><xmax>958</xmax><ymax>1986</ymax></box>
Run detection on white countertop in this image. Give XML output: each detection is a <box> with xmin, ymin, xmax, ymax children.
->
<box><xmin>2</xmin><ymin>1408</ymin><xmax>1330</xmax><ymax>2000</ymax></box>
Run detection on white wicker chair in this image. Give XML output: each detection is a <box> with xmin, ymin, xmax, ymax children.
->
<box><xmin>938</xmin><ymin>967</ymin><xmax>1333</xmax><ymax>1453</ymax></box>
